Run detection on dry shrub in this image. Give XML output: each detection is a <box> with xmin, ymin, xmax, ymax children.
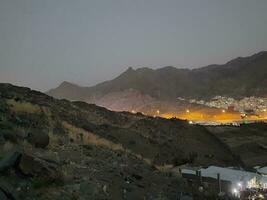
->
<box><xmin>7</xmin><ymin>99</ymin><xmax>41</xmax><ymax>114</ymax></box>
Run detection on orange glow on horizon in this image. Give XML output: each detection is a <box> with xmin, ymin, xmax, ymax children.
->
<box><xmin>159</xmin><ymin>109</ymin><xmax>267</xmax><ymax>123</ymax></box>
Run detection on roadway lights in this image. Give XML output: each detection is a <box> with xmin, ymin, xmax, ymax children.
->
<box><xmin>237</xmin><ymin>182</ymin><xmax>242</xmax><ymax>189</ymax></box>
<box><xmin>186</xmin><ymin>109</ymin><xmax>190</xmax><ymax>113</ymax></box>
<box><xmin>222</xmin><ymin>109</ymin><xmax>226</xmax><ymax>113</ymax></box>
<box><xmin>156</xmin><ymin>110</ymin><xmax>160</xmax><ymax>114</ymax></box>
<box><xmin>232</xmin><ymin>188</ymin><xmax>238</xmax><ymax>194</ymax></box>
<box><xmin>232</xmin><ymin>188</ymin><xmax>239</xmax><ymax>197</ymax></box>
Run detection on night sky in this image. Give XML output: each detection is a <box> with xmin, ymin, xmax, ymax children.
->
<box><xmin>1</xmin><ymin>0</ymin><xmax>267</xmax><ymax>91</ymax></box>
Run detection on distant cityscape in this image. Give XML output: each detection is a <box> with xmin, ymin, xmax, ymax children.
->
<box><xmin>182</xmin><ymin>96</ymin><xmax>267</xmax><ymax>116</ymax></box>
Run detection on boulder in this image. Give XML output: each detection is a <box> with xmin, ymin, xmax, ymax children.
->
<box><xmin>79</xmin><ymin>181</ymin><xmax>99</xmax><ymax>198</ymax></box>
<box><xmin>0</xmin><ymin>181</ymin><xmax>19</xmax><ymax>200</ymax></box>
<box><xmin>18</xmin><ymin>154</ymin><xmax>61</xmax><ymax>181</ymax></box>
<box><xmin>27</xmin><ymin>132</ymin><xmax>49</xmax><ymax>148</ymax></box>
<box><xmin>1</xmin><ymin>130</ymin><xmax>18</xmax><ymax>143</ymax></box>
<box><xmin>0</xmin><ymin>151</ymin><xmax>21</xmax><ymax>173</ymax></box>
<box><xmin>0</xmin><ymin>133</ymin><xmax>5</xmax><ymax>145</ymax></box>
<box><xmin>0</xmin><ymin>190</ymin><xmax>8</xmax><ymax>200</ymax></box>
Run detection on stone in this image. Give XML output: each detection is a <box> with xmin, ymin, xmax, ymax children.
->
<box><xmin>27</xmin><ymin>132</ymin><xmax>49</xmax><ymax>148</ymax></box>
<box><xmin>1</xmin><ymin>130</ymin><xmax>18</xmax><ymax>143</ymax></box>
<box><xmin>0</xmin><ymin>133</ymin><xmax>5</xmax><ymax>145</ymax></box>
<box><xmin>18</xmin><ymin>154</ymin><xmax>61</xmax><ymax>181</ymax></box>
<box><xmin>0</xmin><ymin>151</ymin><xmax>21</xmax><ymax>173</ymax></box>
<box><xmin>79</xmin><ymin>181</ymin><xmax>99</xmax><ymax>198</ymax></box>
<box><xmin>0</xmin><ymin>181</ymin><xmax>19</xmax><ymax>200</ymax></box>
<box><xmin>0</xmin><ymin>190</ymin><xmax>8</xmax><ymax>200</ymax></box>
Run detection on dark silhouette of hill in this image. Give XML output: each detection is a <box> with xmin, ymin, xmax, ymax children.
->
<box><xmin>48</xmin><ymin>51</ymin><xmax>267</xmax><ymax>102</ymax></box>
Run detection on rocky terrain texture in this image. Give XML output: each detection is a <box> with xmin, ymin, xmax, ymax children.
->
<box><xmin>48</xmin><ymin>51</ymin><xmax>267</xmax><ymax>105</ymax></box>
<box><xmin>0</xmin><ymin>83</ymin><xmax>245</xmax><ymax>199</ymax></box>
<box><xmin>208</xmin><ymin>123</ymin><xmax>267</xmax><ymax>168</ymax></box>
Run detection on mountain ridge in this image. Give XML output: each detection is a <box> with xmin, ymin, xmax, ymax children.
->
<box><xmin>47</xmin><ymin>51</ymin><xmax>267</xmax><ymax>104</ymax></box>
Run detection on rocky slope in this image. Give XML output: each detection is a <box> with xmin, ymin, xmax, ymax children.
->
<box><xmin>0</xmin><ymin>83</ymin><xmax>243</xmax><ymax>199</ymax></box>
<box><xmin>208</xmin><ymin>123</ymin><xmax>267</xmax><ymax>168</ymax></box>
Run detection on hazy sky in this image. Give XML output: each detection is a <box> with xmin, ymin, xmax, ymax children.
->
<box><xmin>1</xmin><ymin>0</ymin><xmax>267</xmax><ymax>91</ymax></box>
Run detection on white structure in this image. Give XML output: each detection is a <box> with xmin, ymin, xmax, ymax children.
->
<box><xmin>257</xmin><ymin>167</ymin><xmax>267</xmax><ymax>176</ymax></box>
<box><xmin>181</xmin><ymin>166</ymin><xmax>267</xmax><ymax>189</ymax></box>
<box><xmin>200</xmin><ymin>166</ymin><xmax>267</xmax><ymax>189</ymax></box>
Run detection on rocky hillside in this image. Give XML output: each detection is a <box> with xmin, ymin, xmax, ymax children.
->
<box><xmin>0</xmin><ymin>83</ymin><xmax>242</xmax><ymax>199</ymax></box>
<box><xmin>48</xmin><ymin>51</ymin><xmax>267</xmax><ymax>103</ymax></box>
<box><xmin>208</xmin><ymin>123</ymin><xmax>267</xmax><ymax>168</ymax></box>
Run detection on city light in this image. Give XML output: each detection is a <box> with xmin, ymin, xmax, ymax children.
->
<box><xmin>232</xmin><ymin>188</ymin><xmax>238</xmax><ymax>194</ymax></box>
<box><xmin>186</xmin><ymin>109</ymin><xmax>190</xmax><ymax>113</ymax></box>
<box><xmin>222</xmin><ymin>109</ymin><xmax>226</xmax><ymax>113</ymax></box>
<box><xmin>156</xmin><ymin>110</ymin><xmax>160</xmax><ymax>114</ymax></box>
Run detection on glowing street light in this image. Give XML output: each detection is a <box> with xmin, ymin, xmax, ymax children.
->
<box><xmin>237</xmin><ymin>182</ymin><xmax>243</xmax><ymax>190</ymax></box>
<box><xmin>186</xmin><ymin>109</ymin><xmax>190</xmax><ymax>113</ymax></box>
<box><xmin>232</xmin><ymin>188</ymin><xmax>238</xmax><ymax>197</ymax></box>
<box><xmin>156</xmin><ymin>110</ymin><xmax>160</xmax><ymax>114</ymax></box>
<box><xmin>222</xmin><ymin>109</ymin><xmax>226</xmax><ymax>113</ymax></box>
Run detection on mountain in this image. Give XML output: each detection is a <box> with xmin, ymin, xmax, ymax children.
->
<box><xmin>0</xmin><ymin>83</ymin><xmax>244</xmax><ymax>199</ymax></box>
<box><xmin>48</xmin><ymin>51</ymin><xmax>267</xmax><ymax>106</ymax></box>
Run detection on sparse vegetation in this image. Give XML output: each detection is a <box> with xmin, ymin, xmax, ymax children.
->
<box><xmin>7</xmin><ymin>99</ymin><xmax>41</xmax><ymax>114</ymax></box>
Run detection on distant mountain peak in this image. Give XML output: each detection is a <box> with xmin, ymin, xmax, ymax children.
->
<box><xmin>127</xmin><ymin>66</ymin><xmax>134</xmax><ymax>71</ymax></box>
<box><xmin>122</xmin><ymin>66</ymin><xmax>135</xmax><ymax>74</ymax></box>
<box><xmin>48</xmin><ymin>50</ymin><xmax>267</xmax><ymax>101</ymax></box>
<box><xmin>160</xmin><ymin>66</ymin><xmax>176</xmax><ymax>70</ymax></box>
<box><xmin>57</xmin><ymin>81</ymin><xmax>80</xmax><ymax>89</ymax></box>
<box><xmin>116</xmin><ymin>66</ymin><xmax>139</xmax><ymax>79</ymax></box>
<box><xmin>59</xmin><ymin>81</ymin><xmax>75</xmax><ymax>86</ymax></box>
<box><xmin>226</xmin><ymin>51</ymin><xmax>267</xmax><ymax>66</ymax></box>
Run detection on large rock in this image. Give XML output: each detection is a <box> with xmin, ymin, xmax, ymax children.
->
<box><xmin>27</xmin><ymin>131</ymin><xmax>49</xmax><ymax>148</ymax></box>
<box><xmin>79</xmin><ymin>181</ymin><xmax>100</xmax><ymax>198</ymax></box>
<box><xmin>0</xmin><ymin>130</ymin><xmax>18</xmax><ymax>143</ymax></box>
<box><xmin>0</xmin><ymin>133</ymin><xmax>5</xmax><ymax>145</ymax></box>
<box><xmin>0</xmin><ymin>181</ymin><xmax>19</xmax><ymax>200</ymax></box>
<box><xmin>0</xmin><ymin>190</ymin><xmax>8</xmax><ymax>200</ymax></box>
<box><xmin>0</xmin><ymin>151</ymin><xmax>21</xmax><ymax>173</ymax></box>
<box><xmin>18</xmin><ymin>154</ymin><xmax>61</xmax><ymax>181</ymax></box>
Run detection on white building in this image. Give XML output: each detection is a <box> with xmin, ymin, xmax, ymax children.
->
<box><xmin>181</xmin><ymin>166</ymin><xmax>267</xmax><ymax>189</ymax></box>
<box><xmin>257</xmin><ymin>167</ymin><xmax>267</xmax><ymax>176</ymax></box>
